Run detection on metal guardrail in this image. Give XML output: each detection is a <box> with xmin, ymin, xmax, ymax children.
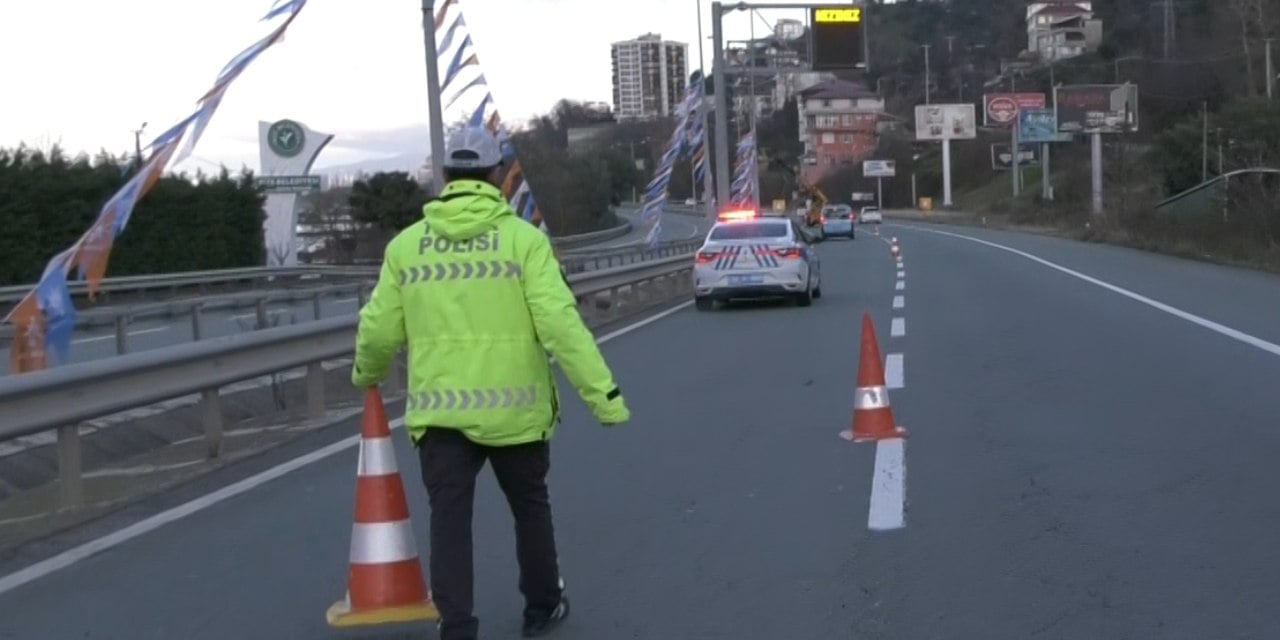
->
<box><xmin>0</xmin><ymin>253</ymin><xmax>696</xmax><ymax>507</ymax></box>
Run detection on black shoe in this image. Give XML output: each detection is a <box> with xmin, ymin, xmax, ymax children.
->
<box><xmin>521</xmin><ymin>595</ymin><xmax>570</xmax><ymax>638</ymax></box>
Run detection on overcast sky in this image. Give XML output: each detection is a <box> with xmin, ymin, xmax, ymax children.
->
<box><xmin>0</xmin><ymin>0</ymin><xmax>821</xmax><ymax>173</ymax></box>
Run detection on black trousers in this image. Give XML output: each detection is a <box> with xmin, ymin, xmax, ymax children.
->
<box><xmin>417</xmin><ymin>427</ymin><xmax>563</xmax><ymax>640</ymax></box>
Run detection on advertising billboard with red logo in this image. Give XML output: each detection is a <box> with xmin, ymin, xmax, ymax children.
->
<box><xmin>982</xmin><ymin>93</ymin><xmax>1047</xmax><ymax>127</ymax></box>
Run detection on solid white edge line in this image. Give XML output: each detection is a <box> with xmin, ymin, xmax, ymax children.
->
<box><xmin>891</xmin><ymin>318</ymin><xmax>906</xmax><ymax>337</ymax></box>
<box><xmin>867</xmin><ymin>438</ymin><xmax>906</xmax><ymax>531</ymax></box>
<box><xmin>0</xmin><ymin>300</ymin><xmax>696</xmax><ymax>597</ymax></box>
<box><xmin>899</xmin><ymin>224</ymin><xmax>1280</xmax><ymax>358</ymax></box>
<box><xmin>885</xmin><ymin>354</ymin><xmax>904</xmax><ymax>389</ymax></box>
<box><xmin>892</xmin><ymin>295</ymin><xmax>905</xmax><ymax>309</ymax></box>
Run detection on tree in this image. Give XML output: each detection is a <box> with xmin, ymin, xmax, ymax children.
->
<box><xmin>298</xmin><ymin>186</ymin><xmax>362</xmax><ymax>264</ymax></box>
<box><xmin>0</xmin><ymin>145</ymin><xmax>265</xmax><ymax>286</ymax></box>
<box><xmin>348</xmin><ymin>172</ymin><xmax>430</xmax><ymax>234</ymax></box>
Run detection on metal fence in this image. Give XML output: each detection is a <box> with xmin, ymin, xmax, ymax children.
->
<box><xmin>0</xmin><ymin>253</ymin><xmax>695</xmax><ymax>507</ymax></box>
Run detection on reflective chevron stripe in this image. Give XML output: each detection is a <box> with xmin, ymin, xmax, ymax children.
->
<box><xmin>406</xmin><ymin>385</ymin><xmax>540</xmax><ymax>411</ymax></box>
<box><xmin>398</xmin><ymin>260</ymin><xmax>523</xmax><ymax>285</ymax></box>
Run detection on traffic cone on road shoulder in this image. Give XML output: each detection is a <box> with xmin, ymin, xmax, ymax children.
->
<box><xmin>326</xmin><ymin>389</ymin><xmax>438</xmax><ymax>628</ymax></box>
<box><xmin>841</xmin><ymin>314</ymin><xmax>908</xmax><ymax>442</ymax></box>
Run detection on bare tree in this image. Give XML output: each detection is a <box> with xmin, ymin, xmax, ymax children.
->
<box><xmin>299</xmin><ymin>186</ymin><xmax>359</xmax><ymax>265</ymax></box>
<box><xmin>1229</xmin><ymin>0</ymin><xmax>1261</xmax><ymax>95</ymax></box>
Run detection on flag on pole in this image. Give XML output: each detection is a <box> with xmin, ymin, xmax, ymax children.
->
<box><xmin>2</xmin><ymin>0</ymin><xmax>311</xmax><ymax>374</ymax></box>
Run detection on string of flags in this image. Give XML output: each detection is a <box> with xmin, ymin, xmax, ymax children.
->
<box><xmin>638</xmin><ymin>72</ymin><xmax>708</xmax><ymax>247</ymax></box>
<box><xmin>729</xmin><ymin>128</ymin><xmax>760</xmax><ymax>209</ymax></box>
<box><xmin>2</xmin><ymin>0</ymin><xmax>311</xmax><ymax>375</ymax></box>
<box><xmin>433</xmin><ymin>0</ymin><xmax>545</xmax><ymax>231</ymax></box>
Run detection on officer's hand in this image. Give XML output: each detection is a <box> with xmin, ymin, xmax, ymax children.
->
<box><xmin>594</xmin><ymin>389</ymin><xmax>630</xmax><ymax>427</ymax></box>
<box><xmin>351</xmin><ymin>365</ymin><xmax>381</xmax><ymax>389</ymax></box>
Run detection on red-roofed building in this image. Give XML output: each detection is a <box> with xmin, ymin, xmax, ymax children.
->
<box><xmin>796</xmin><ymin>78</ymin><xmax>886</xmax><ymax>184</ymax></box>
<box><xmin>1026</xmin><ymin>1</ymin><xmax>1102</xmax><ymax>61</ymax></box>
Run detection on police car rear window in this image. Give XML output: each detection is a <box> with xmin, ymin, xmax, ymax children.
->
<box><xmin>709</xmin><ymin>222</ymin><xmax>788</xmax><ymax>240</ymax></box>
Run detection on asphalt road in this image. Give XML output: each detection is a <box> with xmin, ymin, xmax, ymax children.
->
<box><xmin>603</xmin><ymin>205</ymin><xmax>709</xmax><ymax>248</ymax></box>
<box><xmin>4</xmin><ymin>221</ymin><xmax>1280</xmax><ymax>638</ymax></box>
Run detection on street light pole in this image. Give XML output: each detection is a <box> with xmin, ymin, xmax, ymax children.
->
<box><xmin>711</xmin><ymin>2</ymin><xmax>732</xmax><ymax>210</ymax></box>
<box><xmin>421</xmin><ymin>0</ymin><xmax>447</xmax><ymax>196</ymax></box>
<box><xmin>132</xmin><ymin>122</ymin><xmax>148</xmax><ymax>167</ymax></box>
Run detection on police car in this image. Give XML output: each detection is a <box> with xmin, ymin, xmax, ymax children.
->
<box><xmin>692</xmin><ymin>209</ymin><xmax>822</xmax><ymax>311</ymax></box>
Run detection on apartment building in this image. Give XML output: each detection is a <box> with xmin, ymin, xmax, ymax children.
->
<box><xmin>611</xmin><ymin>33</ymin><xmax>689</xmax><ymax>120</ymax></box>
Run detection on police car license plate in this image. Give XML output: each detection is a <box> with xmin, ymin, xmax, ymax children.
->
<box><xmin>729</xmin><ymin>273</ymin><xmax>764</xmax><ymax>285</ymax></box>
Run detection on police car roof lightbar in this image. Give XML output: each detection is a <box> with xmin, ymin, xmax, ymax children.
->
<box><xmin>717</xmin><ymin>209</ymin><xmax>758</xmax><ymax>222</ymax></box>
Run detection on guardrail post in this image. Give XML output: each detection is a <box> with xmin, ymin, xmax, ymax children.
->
<box><xmin>306</xmin><ymin>363</ymin><xmax>326</xmax><ymax>421</ymax></box>
<box><xmin>312</xmin><ymin>292</ymin><xmax>323</xmax><ymax>320</ymax></box>
<box><xmin>114</xmin><ymin>315</ymin><xmax>129</xmax><ymax>355</ymax></box>
<box><xmin>191</xmin><ymin>303</ymin><xmax>204</xmax><ymax>341</ymax></box>
<box><xmin>200</xmin><ymin>389</ymin><xmax>223</xmax><ymax>458</ymax></box>
<box><xmin>255</xmin><ymin>298</ymin><xmax>269</xmax><ymax>329</ymax></box>
<box><xmin>56</xmin><ymin>425</ymin><xmax>84</xmax><ymax>508</ymax></box>
<box><xmin>357</xmin><ymin>285</ymin><xmax>368</xmax><ymax>308</ymax></box>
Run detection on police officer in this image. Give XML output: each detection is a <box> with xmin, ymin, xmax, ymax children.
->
<box><xmin>352</xmin><ymin>126</ymin><xmax>630</xmax><ymax>640</ymax></box>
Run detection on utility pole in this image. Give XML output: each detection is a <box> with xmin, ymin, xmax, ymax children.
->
<box><xmin>1162</xmin><ymin>0</ymin><xmax>1175</xmax><ymax>59</ymax></box>
<box><xmin>1201</xmin><ymin>101</ymin><xmax>1208</xmax><ymax>181</ymax></box>
<box><xmin>1267</xmin><ymin>38</ymin><xmax>1275</xmax><ymax>100</ymax></box>
<box><xmin>922</xmin><ymin>44</ymin><xmax>932</xmax><ymax>104</ymax></box>
<box><xmin>945</xmin><ymin>35</ymin><xmax>956</xmax><ymax>57</ymax></box>
<box><xmin>421</xmin><ymin>0</ymin><xmax>447</xmax><ymax>196</ymax></box>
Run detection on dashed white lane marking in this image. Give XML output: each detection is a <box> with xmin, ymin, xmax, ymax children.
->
<box><xmin>891</xmin><ymin>318</ymin><xmax>906</xmax><ymax>337</ymax></box>
<box><xmin>868</xmin><ymin>438</ymin><xmax>907</xmax><ymax>531</ymax></box>
<box><xmin>885</xmin><ymin>353</ymin><xmax>905</xmax><ymax>389</ymax></box>
<box><xmin>73</xmin><ymin>327</ymin><xmax>168</xmax><ymax>345</ymax></box>
<box><xmin>900</xmin><ymin>224</ymin><xmax>1280</xmax><ymax>359</ymax></box>
<box><xmin>895</xmin><ymin>281</ymin><xmax>905</xmax><ymax>291</ymax></box>
<box><xmin>897</xmin><ymin>270</ymin><xmax>905</xmax><ymax>278</ymax></box>
<box><xmin>0</xmin><ymin>301</ymin><xmax>693</xmax><ymax>598</ymax></box>
<box><xmin>892</xmin><ymin>295</ymin><xmax>905</xmax><ymax>309</ymax></box>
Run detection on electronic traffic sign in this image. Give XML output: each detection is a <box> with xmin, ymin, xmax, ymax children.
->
<box><xmin>809</xmin><ymin>5</ymin><xmax>866</xmax><ymax>71</ymax></box>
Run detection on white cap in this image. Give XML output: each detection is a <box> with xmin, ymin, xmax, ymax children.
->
<box><xmin>443</xmin><ymin>126</ymin><xmax>503</xmax><ymax>169</ymax></box>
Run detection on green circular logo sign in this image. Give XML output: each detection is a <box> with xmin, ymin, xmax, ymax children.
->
<box><xmin>267</xmin><ymin>119</ymin><xmax>306</xmax><ymax>158</ymax></box>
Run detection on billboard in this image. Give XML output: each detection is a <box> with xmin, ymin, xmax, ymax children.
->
<box><xmin>851</xmin><ymin>192</ymin><xmax>875</xmax><ymax>202</ymax></box>
<box><xmin>1054</xmin><ymin>84</ymin><xmax>1139</xmax><ymax>134</ymax></box>
<box><xmin>863</xmin><ymin>160</ymin><xmax>896</xmax><ymax>178</ymax></box>
<box><xmin>990</xmin><ymin>144</ymin><xmax>1041</xmax><ymax>170</ymax></box>
<box><xmin>983</xmin><ymin>93</ymin><xmax>1046</xmax><ymax>127</ymax></box>
<box><xmin>809</xmin><ymin>6</ymin><xmax>865</xmax><ymax>71</ymax></box>
<box><xmin>1017</xmin><ymin>108</ymin><xmax>1059</xmax><ymax>143</ymax></box>
<box><xmin>914</xmin><ymin>104</ymin><xmax>977</xmax><ymax>141</ymax></box>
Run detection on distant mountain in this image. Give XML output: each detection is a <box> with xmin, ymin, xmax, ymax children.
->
<box><xmin>314</xmin><ymin>152</ymin><xmax>427</xmax><ymax>178</ymax></box>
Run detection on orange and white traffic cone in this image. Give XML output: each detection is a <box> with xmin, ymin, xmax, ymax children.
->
<box><xmin>841</xmin><ymin>314</ymin><xmax>908</xmax><ymax>442</ymax></box>
<box><xmin>327</xmin><ymin>389</ymin><xmax>438</xmax><ymax>628</ymax></box>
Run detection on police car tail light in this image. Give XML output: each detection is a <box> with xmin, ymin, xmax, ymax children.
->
<box><xmin>773</xmin><ymin>246</ymin><xmax>803</xmax><ymax>259</ymax></box>
<box><xmin>696</xmin><ymin>250</ymin><xmax>721</xmax><ymax>264</ymax></box>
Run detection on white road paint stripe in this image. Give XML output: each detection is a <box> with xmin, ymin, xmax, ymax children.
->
<box><xmin>0</xmin><ymin>301</ymin><xmax>693</xmax><ymax>597</ymax></box>
<box><xmin>885</xmin><ymin>354</ymin><xmax>904</xmax><ymax>389</ymax></box>
<box><xmin>72</xmin><ymin>327</ymin><xmax>169</xmax><ymax>345</ymax></box>
<box><xmin>868</xmin><ymin>438</ymin><xmax>906</xmax><ymax>531</ymax></box>
<box><xmin>902</xmin><ymin>224</ymin><xmax>1280</xmax><ymax>359</ymax></box>
<box><xmin>891</xmin><ymin>318</ymin><xmax>906</xmax><ymax>337</ymax></box>
<box><xmin>895</xmin><ymin>281</ymin><xmax>905</xmax><ymax>291</ymax></box>
<box><xmin>897</xmin><ymin>270</ymin><xmax>905</xmax><ymax>278</ymax></box>
<box><xmin>893</xmin><ymin>295</ymin><xmax>905</xmax><ymax>309</ymax></box>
